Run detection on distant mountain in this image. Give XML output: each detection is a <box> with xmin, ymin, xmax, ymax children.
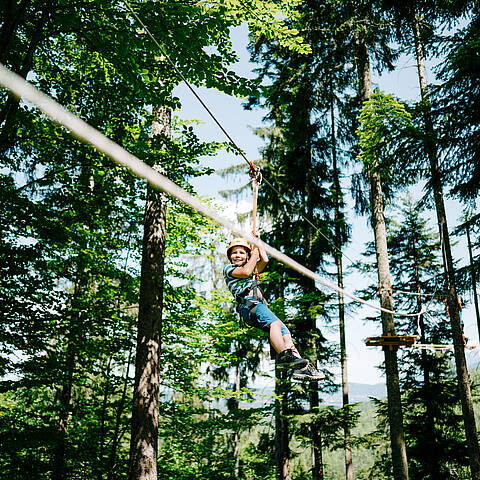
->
<box><xmin>239</xmin><ymin>358</ymin><xmax>480</xmax><ymax>411</ymax></box>
<box><xmin>322</xmin><ymin>382</ymin><xmax>386</xmax><ymax>406</ymax></box>
<box><xmin>243</xmin><ymin>382</ymin><xmax>386</xmax><ymax>408</ymax></box>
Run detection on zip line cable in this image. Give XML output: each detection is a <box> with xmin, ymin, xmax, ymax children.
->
<box><xmin>124</xmin><ymin>3</ymin><xmax>447</xmax><ymax>302</ymax></box>
<box><xmin>0</xmin><ymin>63</ymin><xmax>425</xmax><ymax>319</ymax></box>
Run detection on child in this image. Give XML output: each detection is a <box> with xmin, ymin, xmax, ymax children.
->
<box><xmin>223</xmin><ymin>236</ymin><xmax>325</xmax><ymax>381</ymax></box>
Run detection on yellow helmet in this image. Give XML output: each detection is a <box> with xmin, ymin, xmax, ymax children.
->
<box><xmin>227</xmin><ymin>237</ymin><xmax>251</xmax><ymax>259</ymax></box>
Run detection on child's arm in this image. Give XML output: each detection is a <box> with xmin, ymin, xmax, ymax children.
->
<box><xmin>231</xmin><ymin>248</ymin><xmax>260</xmax><ymax>278</ymax></box>
<box><xmin>253</xmin><ymin>231</ymin><xmax>268</xmax><ymax>273</ymax></box>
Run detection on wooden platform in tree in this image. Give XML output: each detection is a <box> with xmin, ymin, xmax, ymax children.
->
<box><xmin>365</xmin><ymin>333</ymin><xmax>417</xmax><ymax>350</ymax></box>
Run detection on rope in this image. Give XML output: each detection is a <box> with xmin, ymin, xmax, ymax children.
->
<box><xmin>0</xmin><ymin>63</ymin><xmax>424</xmax><ymax>319</ymax></box>
<box><xmin>251</xmin><ymin>175</ymin><xmax>260</xmax><ymax>282</ymax></box>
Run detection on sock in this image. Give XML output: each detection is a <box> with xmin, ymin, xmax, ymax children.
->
<box><xmin>289</xmin><ymin>344</ymin><xmax>301</xmax><ymax>358</ymax></box>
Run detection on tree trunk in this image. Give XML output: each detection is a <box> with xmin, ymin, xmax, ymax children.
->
<box><xmin>412</xmin><ymin>235</ymin><xmax>440</xmax><ymax>477</ymax></box>
<box><xmin>0</xmin><ymin>0</ymin><xmax>31</xmax><ymax>62</ymax></box>
<box><xmin>303</xmin><ymin>285</ymin><xmax>323</xmax><ymax>480</ymax></box>
<box><xmin>233</xmin><ymin>361</ymin><xmax>241</xmax><ymax>479</ymax></box>
<box><xmin>52</xmin><ymin>382</ymin><xmax>72</xmax><ymax>480</ymax></box>
<box><xmin>108</xmin><ymin>347</ymin><xmax>133</xmax><ymax>480</ymax></box>
<box><xmin>331</xmin><ymin>83</ymin><xmax>353</xmax><ymax>480</ymax></box>
<box><xmin>273</xmin><ymin>272</ymin><xmax>290</xmax><ymax>480</ymax></box>
<box><xmin>368</xmin><ymin>165</ymin><xmax>409</xmax><ymax>480</ymax></box>
<box><xmin>302</xmin><ymin>119</ymin><xmax>325</xmax><ymax>479</ymax></box>
<box><xmin>128</xmin><ymin>105</ymin><xmax>170</xmax><ymax>480</ymax></box>
<box><xmin>466</xmin><ymin>223</ymin><xmax>480</xmax><ymax>340</ymax></box>
<box><xmin>410</xmin><ymin>10</ymin><xmax>480</xmax><ymax>478</ymax></box>
<box><xmin>310</xmin><ymin>388</ymin><xmax>323</xmax><ymax>480</ymax></box>
<box><xmin>0</xmin><ymin>4</ymin><xmax>52</xmax><ymax>152</ymax></box>
<box><xmin>51</xmin><ymin>370</ymin><xmax>73</xmax><ymax>480</ymax></box>
<box><xmin>51</xmin><ymin>266</ymin><xmax>85</xmax><ymax>480</ymax></box>
<box><xmin>354</xmin><ymin>24</ymin><xmax>409</xmax><ymax>480</ymax></box>
<box><xmin>97</xmin><ymin>355</ymin><xmax>113</xmax><ymax>480</ymax></box>
<box><xmin>304</xmin><ymin>280</ymin><xmax>322</xmax><ymax>480</ymax></box>
<box><xmin>275</xmin><ymin>370</ymin><xmax>291</xmax><ymax>480</ymax></box>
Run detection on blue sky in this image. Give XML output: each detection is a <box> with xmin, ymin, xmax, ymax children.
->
<box><xmin>173</xmin><ymin>23</ymin><xmax>480</xmax><ymax>385</ymax></box>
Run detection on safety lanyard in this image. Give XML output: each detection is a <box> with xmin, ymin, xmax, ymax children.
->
<box><xmin>250</xmin><ymin>164</ymin><xmax>262</xmax><ymax>300</ymax></box>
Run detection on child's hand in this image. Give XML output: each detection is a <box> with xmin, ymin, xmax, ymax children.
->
<box><xmin>252</xmin><ymin>229</ymin><xmax>260</xmax><ymax>238</ymax></box>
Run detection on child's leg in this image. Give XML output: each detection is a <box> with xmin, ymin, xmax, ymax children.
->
<box><xmin>269</xmin><ymin>320</ymin><xmax>288</xmax><ymax>353</ymax></box>
<box><xmin>254</xmin><ymin>303</ymin><xmax>303</xmax><ymax>358</ymax></box>
<box><xmin>269</xmin><ymin>324</ymin><xmax>302</xmax><ymax>359</ymax></box>
<box><xmin>281</xmin><ymin>333</ymin><xmax>301</xmax><ymax>358</ymax></box>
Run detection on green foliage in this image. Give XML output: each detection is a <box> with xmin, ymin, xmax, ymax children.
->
<box><xmin>241</xmin><ymin>431</ymin><xmax>277</xmax><ymax>479</ymax></box>
<box><xmin>435</xmin><ymin>11</ymin><xmax>480</xmax><ymax>201</ymax></box>
<box><xmin>218</xmin><ymin>0</ymin><xmax>311</xmax><ymax>55</ymax></box>
<box><xmin>0</xmin><ymin>2</ymin><xmax>249</xmax><ymax>477</ymax></box>
<box><xmin>357</xmin><ymin>90</ymin><xmax>418</xmax><ymax>189</ymax></box>
<box><xmin>0</xmin><ymin>389</ymin><xmax>55</xmax><ymax>479</ymax></box>
<box><xmin>293</xmin><ymin>403</ymin><xmax>361</xmax><ymax>449</ymax></box>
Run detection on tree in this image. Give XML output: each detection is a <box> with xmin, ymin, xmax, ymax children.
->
<box><xmin>247</xmin><ymin>23</ymin><xmax>344</xmax><ymax>477</ymax></box>
<box><xmin>360</xmin><ymin>195</ymin><xmax>471</xmax><ymax>478</ymax></box>
<box><xmin>325</xmin><ymin>76</ymin><xmax>355</xmax><ymax>477</ymax></box>
<box><xmin>128</xmin><ymin>102</ymin><xmax>169</xmax><ymax>480</ymax></box>
<box><xmin>409</xmin><ymin>5</ymin><xmax>480</xmax><ymax>476</ymax></box>
<box><xmin>356</xmin><ymin>87</ymin><xmax>411</xmax><ymax>480</ymax></box>
<box><xmin>387</xmin><ymin>197</ymin><xmax>469</xmax><ymax>478</ymax></box>
<box><xmin>434</xmin><ymin>6</ymin><xmax>480</xmax><ymax>201</ymax></box>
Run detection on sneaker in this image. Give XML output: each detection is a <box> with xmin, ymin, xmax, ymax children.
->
<box><xmin>276</xmin><ymin>349</ymin><xmax>308</xmax><ymax>370</ymax></box>
<box><xmin>292</xmin><ymin>362</ymin><xmax>326</xmax><ymax>381</ymax></box>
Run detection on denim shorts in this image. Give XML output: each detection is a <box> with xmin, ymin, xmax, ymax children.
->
<box><xmin>238</xmin><ymin>297</ymin><xmax>290</xmax><ymax>335</ymax></box>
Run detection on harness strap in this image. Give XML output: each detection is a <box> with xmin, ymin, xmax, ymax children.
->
<box><xmin>251</xmin><ymin>171</ymin><xmax>261</xmax><ymax>296</ymax></box>
<box><xmin>236</xmin><ymin>295</ymin><xmax>259</xmax><ymax>310</ymax></box>
<box><xmin>236</xmin><ymin>170</ymin><xmax>263</xmax><ymax>327</ymax></box>
<box><xmin>235</xmin><ymin>294</ymin><xmax>260</xmax><ymax>328</ymax></box>
<box><xmin>251</xmin><ymin>278</ymin><xmax>259</xmax><ymax>302</ymax></box>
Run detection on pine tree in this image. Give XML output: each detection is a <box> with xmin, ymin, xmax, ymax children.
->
<box><xmin>247</xmin><ymin>17</ymin><xmax>347</xmax><ymax>477</ymax></box>
<box><xmin>356</xmin><ymin>88</ymin><xmax>410</xmax><ymax>480</ymax></box>
<box><xmin>362</xmin><ymin>196</ymin><xmax>470</xmax><ymax>478</ymax></box>
<box><xmin>388</xmin><ymin>197</ymin><xmax>468</xmax><ymax>478</ymax></box>
<box><xmin>408</xmin><ymin>4</ymin><xmax>480</xmax><ymax>475</ymax></box>
<box><xmin>434</xmin><ymin>6</ymin><xmax>480</xmax><ymax>201</ymax></box>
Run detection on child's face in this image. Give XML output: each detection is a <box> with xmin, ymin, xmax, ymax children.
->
<box><xmin>230</xmin><ymin>246</ymin><xmax>249</xmax><ymax>266</ymax></box>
